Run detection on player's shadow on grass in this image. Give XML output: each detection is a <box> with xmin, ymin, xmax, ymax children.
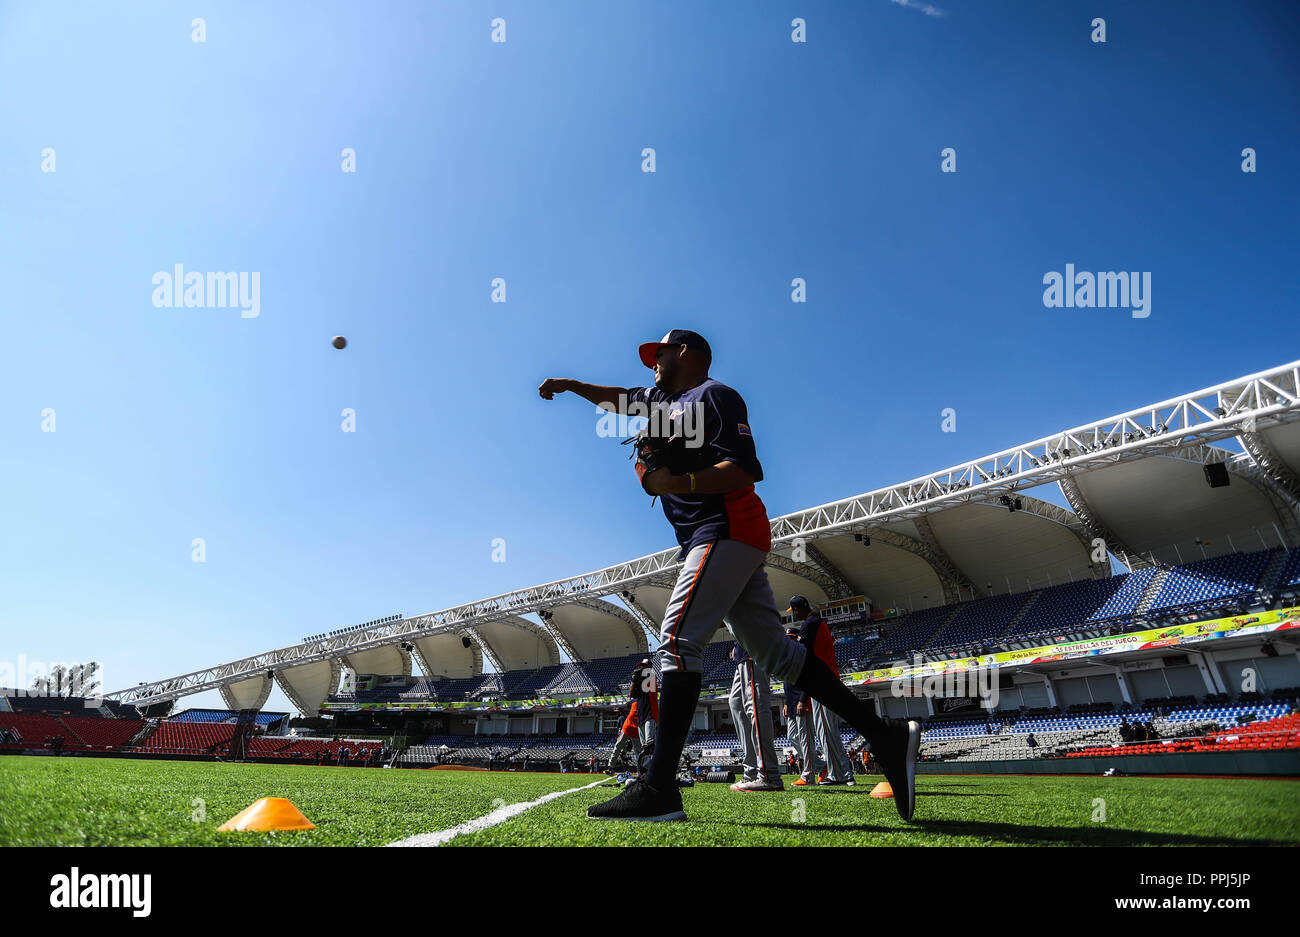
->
<box><xmin>805</xmin><ymin>789</ymin><xmax>1008</xmax><ymax>797</ymax></box>
<box><xmin>910</xmin><ymin>819</ymin><xmax>1291</xmax><ymax>847</ymax></box>
<box><xmin>749</xmin><ymin>818</ymin><xmax>1289</xmax><ymax>846</ymax></box>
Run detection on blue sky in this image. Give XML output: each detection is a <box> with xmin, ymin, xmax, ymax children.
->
<box><xmin>1</xmin><ymin>1</ymin><xmax>1297</xmax><ymax>714</ymax></box>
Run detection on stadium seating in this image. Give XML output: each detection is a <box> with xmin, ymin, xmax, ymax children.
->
<box><xmin>582</xmin><ymin>653</ymin><xmax>646</xmax><ymax>693</ymax></box>
<box><xmin>244</xmin><ymin>736</ymin><xmax>384</xmax><ymax>760</ymax></box>
<box><xmin>57</xmin><ymin>716</ymin><xmax>147</xmax><ymax>751</ymax></box>
<box><xmin>170</xmin><ymin>709</ymin><xmax>242</xmax><ymax>723</ymax></box>
<box><xmin>1274</xmin><ymin>547</ymin><xmax>1300</xmax><ymax>594</ymax></box>
<box><xmin>922</xmin><ymin>701</ymin><xmax>1297</xmax><ymax>762</ymax></box>
<box><xmin>1002</xmin><ymin>576</ymin><xmax>1130</xmax><ymax>641</ymax></box>
<box><xmin>1083</xmin><ymin>565</ymin><xmax>1161</xmax><ymax>624</ymax></box>
<box><xmin>541</xmin><ymin>662</ymin><xmax>600</xmax><ymax>696</ymax></box>
<box><xmin>171</xmin><ymin>708</ymin><xmax>288</xmax><ymax>726</ymax></box>
<box><xmin>875</xmin><ymin>602</ymin><xmax>962</xmax><ymax>658</ymax></box>
<box><xmin>926</xmin><ymin>592</ymin><xmax>1032</xmax><ymax>652</ymax></box>
<box><xmin>0</xmin><ymin>713</ymin><xmax>75</xmax><ymax>749</ymax></box>
<box><xmin>133</xmin><ymin>722</ymin><xmax>243</xmax><ymax>755</ymax></box>
<box><xmin>702</xmin><ymin>641</ymin><xmax>740</xmax><ymax>688</ymax></box>
<box><xmin>506</xmin><ymin>664</ymin><xmax>566</xmax><ymax>699</ymax></box>
<box><xmin>1145</xmin><ymin>548</ymin><xmax>1275</xmax><ymax>617</ymax></box>
<box><xmin>400</xmin><ymin>732</ymin><xmax>621</xmax><ymax>767</ymax></box>
<box><xmin>1067</xmin><ymin>712</ymin><xmax>1300</xmax><ymax>758</ymax></box>
<box><xmin>834</xmin><ymin>632</ymin><xmax>881</xmax><ymax>670</ymax></box>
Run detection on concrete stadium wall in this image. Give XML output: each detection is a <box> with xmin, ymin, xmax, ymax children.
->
<box><xmin>919</xmin><ymin>750</ymin><xmax>1300</xmax><ymax>777</ymax></box>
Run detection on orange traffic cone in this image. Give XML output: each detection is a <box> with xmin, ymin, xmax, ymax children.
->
<box><xmin>869</xmin><ymin>780</ymin><xmax>894</xmax><ymax>799</ymax></box>
<box><xmin>218</xmin><ymin>797</ymin><xmax>316</xmax><ymax>832</ymax></box>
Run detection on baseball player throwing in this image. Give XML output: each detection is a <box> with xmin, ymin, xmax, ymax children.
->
<box><xmin>539</xmin><ymin>329</ymin><xmax>920</xmax><ymax>821</ymax></box>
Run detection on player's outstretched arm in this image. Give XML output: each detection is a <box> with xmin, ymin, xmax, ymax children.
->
<box><xmin>538</xmin><ymin>378</ymin><xmax>635</xmax><ymax>412</ymax></box>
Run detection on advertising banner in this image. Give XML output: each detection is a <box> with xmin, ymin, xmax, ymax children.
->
<box><xmin>844</xmin><ymin>606</ymin><xmax>1300</xmax><ymax>687</ymax></box>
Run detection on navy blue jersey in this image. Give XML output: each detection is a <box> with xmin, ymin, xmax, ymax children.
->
<box><xmin>784</xmin><ymin>681</ymin><xmax>803</xmax><ymax>711</ymax></box>
<box><xmin>627</xmin><ymin>378</ymin><xmax>770</xmax><ymax>557</ymax></box>
<box><xmin>797</xmin><ymin>613</ymin><xmax>838</xmax><ymax>672</ymax></box>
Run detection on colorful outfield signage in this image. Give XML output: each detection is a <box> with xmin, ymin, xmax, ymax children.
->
<box><xmin>318</xmin><ymin>606</ymin><xmax>1299</xmax><ymax>713</ymax></box>
<box><xmin>843</xmin><ymin>606</ymin><xmax>1300</xmax><ymax>687</ymax></box>
<box><xmin>319</xmin><ymin>684</ymin><xmax>741</xmax><ymax>713</ymax></box>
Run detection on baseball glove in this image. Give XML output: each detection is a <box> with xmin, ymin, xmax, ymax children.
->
<box><xmin>623</xmin><ymin>427</ymin><xmax>680</xmax><ymax>494</ymax></box>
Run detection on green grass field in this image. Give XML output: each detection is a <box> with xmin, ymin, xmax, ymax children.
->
<box><xmin>3</xmin><ymin>755</ymin><xmax>1298</xmax><ymax>846</ymax></box>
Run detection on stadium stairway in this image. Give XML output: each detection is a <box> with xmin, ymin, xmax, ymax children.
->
<box><xmin>1132</xmin><ymin>567</ymin><xmax>1173</xmax><ymax>619</ymax></box>
<box><xmin>997</xmin><ymin>591</ymin><xmax>1044</xmax><ymax>641</ymax></box>
<box><xmin>1257</xmin><ymin>547</ymin><xmax>1293</xmax><ymax>596</ymax></box>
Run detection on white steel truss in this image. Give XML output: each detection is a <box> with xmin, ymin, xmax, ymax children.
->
<box><xmin>617</xmin><ymin>592</ymin><xmax>664</xmax><ymax>643</ymax></box>
<box><xmin>105</xmin><ymin>359</ymin><xmax>1300</xmax><ymax>707</ymax></box>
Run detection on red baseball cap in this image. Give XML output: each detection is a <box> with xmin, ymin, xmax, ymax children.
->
<box><xmin>638</xmin><ymin>329</ymin><xmax>713</xmax><ymax>369</ymax></box>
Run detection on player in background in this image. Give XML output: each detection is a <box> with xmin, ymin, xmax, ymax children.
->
<box><xmin>726</xmin><ymin>629</ymin><xmax>783</xmax><ymax>792</ymax></box>
<box><xmin>607</xmin><ymin>701</ymin><xmax>643</xmax><ymax>773</ymax></box>
<box><xmin>788</xmin><ymin>596</ymin><xmax>855</xmax><ymax>786</ymax></box>
<box><xmin>539</xmin><ymin>329</ymin><xmax>920</xmax><ymax>822</ymax></box>
<box><xmin>628</xmin><ymin>657</ymin><xmax>658</xmax><ymax>769</ymax></box>
<box><xmin>609</xmin><ymin>658</ymin><xmax>658</xmax><ymax>774</ymax></box>
<box><xmin>782</xmin><ymin>623</ymin><xmax>820</xmax><ymax>787</ymax></box>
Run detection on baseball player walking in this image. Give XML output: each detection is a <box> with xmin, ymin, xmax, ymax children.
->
<box><xmin>782</xmin><ymin>623</ymin><xmax>820</xmax><ymax>787</ymax></box>
<box><xmin>539</xmin><ymin>329</ymin><xmax>919</xmax><ymax>821</ymax></box>
<box><xmin>789</xmin><ymin>595</ymin><xmax>855</xmax><ymax>785</ymax></box>
<box><xmin>727</xmin><ymin>633</ymin><xmax>783</xmax><ymax>792</ymax></box>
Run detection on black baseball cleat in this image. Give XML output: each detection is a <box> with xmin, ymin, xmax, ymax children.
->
<box><xmin>874</xmin><ymin>719</ymin><xmax>921</xmax><ymax>821</ymax></box>
<box><xmin>587</xmin><ymin>779</ymin><xmax>687</xmax><ymax>822</ymax></box>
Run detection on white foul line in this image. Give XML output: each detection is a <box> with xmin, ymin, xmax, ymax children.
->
<box><xmin>385</xmin><ymin>776</ymin><xmax>613</xmax><ymax>847</ymax></box>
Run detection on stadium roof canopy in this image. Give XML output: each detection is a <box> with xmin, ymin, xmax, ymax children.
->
<box><xmin>106</xmin><ymin>359</ymin><xmax>1300</xmax><ymax>714</ymax></box>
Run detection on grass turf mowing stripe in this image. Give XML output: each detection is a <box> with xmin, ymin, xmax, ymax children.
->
<box><xmin>444</xmin><ymin>775</ymin><xmax>1300</xmax><ymax>846</ymax></box>
<box><xmin>0</xmin><ymin>756</ymin><xmax>595</xmax><ymax>846</ymax></box>
<box><xmin>386</xmin><ymin>776</ymin><xmax>613</xmax><ymax>847</ymax></box>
